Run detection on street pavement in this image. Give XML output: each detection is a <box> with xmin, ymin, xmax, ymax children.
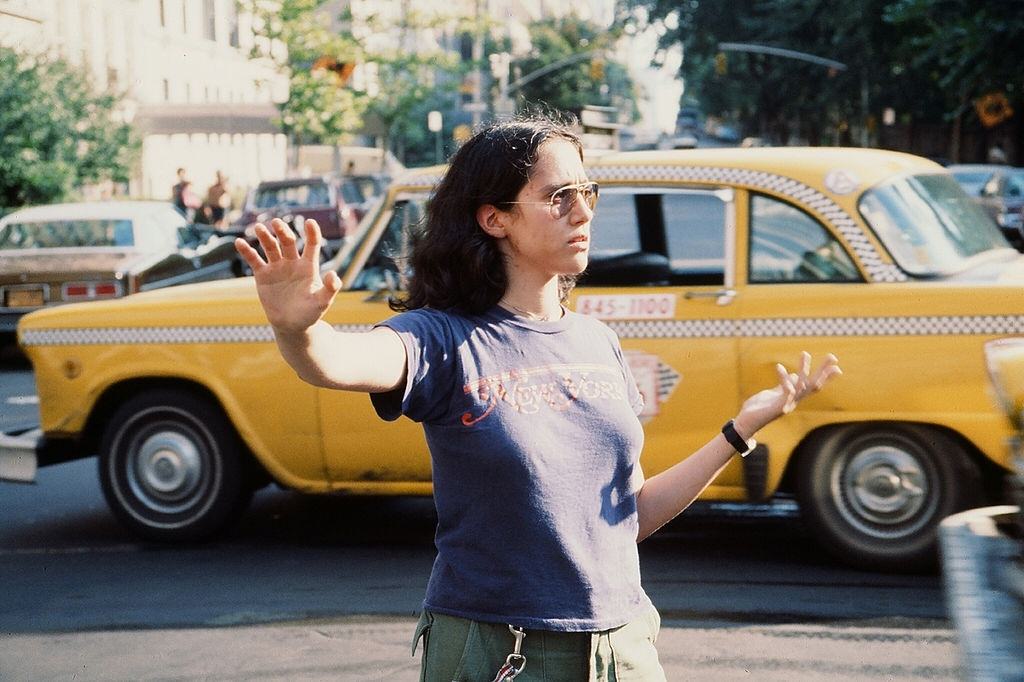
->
<box><xmin>0</xmin><ymin>614</ymin><xmax>960</xmax><ymax>681</ymax></box>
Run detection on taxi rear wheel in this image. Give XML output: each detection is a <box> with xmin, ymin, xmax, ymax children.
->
<box><xmin>99</xmin><ymin>389</ymin><xmax>252</xmax><ymax>541</ymax></box>
<box><xmin>796</xmin><ymin>424</ymin><xmax>980</xmax><ymax>572</ymax></box>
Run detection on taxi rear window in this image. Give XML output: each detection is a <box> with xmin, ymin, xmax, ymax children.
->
<box><xmin>589</xmin><ymin>188</ymin><xmax>726</xmax><ymax>285</ymax></box>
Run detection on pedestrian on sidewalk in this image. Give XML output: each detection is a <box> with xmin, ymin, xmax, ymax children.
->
<box><xmin>234</xmin><ymin>114</ymin><xmax>841</xmax><ymax>681</ymax></box>
<box><xmin>171</xmin><ymin>167</ymin><xmax>202</xmax><ymax>222</ymax></box>
<box><xmin>206</xmin><ymin>171</ymin><xmax>232</xmax><ymax>228</ymax></box>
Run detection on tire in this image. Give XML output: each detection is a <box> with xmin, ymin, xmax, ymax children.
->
<box><xmin>796</xmin><ymin>424</ymin><xmax>981</xmax><ymax>571</ymax></box>
<box><xmin>99</xmin><ymin>389</ymin><xmax>253</xmax><ymax>541</ymax></box>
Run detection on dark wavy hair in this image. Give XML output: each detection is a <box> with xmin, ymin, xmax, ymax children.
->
<box><xmin>390</xmin><ymin>114</ymin><xmax>583</xmax><ymax>314</ymax></box>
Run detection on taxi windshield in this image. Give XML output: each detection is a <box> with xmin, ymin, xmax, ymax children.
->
<box><xmin>858</xmin><ymin>173</ymin><xmax>1013</xmax><ymax>276</ymax></box>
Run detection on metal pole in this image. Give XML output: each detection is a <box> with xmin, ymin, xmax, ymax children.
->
<box><xmin>502</xmin><ymin>50</ymin><xmax>602</xmax><ymax>100</ymax></box>
<box><xmin>471</xmin><ymin>0</ymin><xmax>484</xmax><ymax>127</ymax></box>
<box><xmin>717</xmin><ymin>42</ymin><xmax>847</xmax><ymax>71</ymax></box>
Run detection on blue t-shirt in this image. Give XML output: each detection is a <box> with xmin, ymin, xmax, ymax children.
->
<box><xmin>371</xmin><ymin>305</ymin><xmax>651</xmax><ymax>631</ymax></box>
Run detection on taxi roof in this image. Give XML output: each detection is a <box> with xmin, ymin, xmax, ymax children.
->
<box><xmin>393</xmin><ymin>146</ymin><xmax>945</xmax><ymax>195</ymax></box>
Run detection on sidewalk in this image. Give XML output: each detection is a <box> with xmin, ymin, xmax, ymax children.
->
<box><xmin>0</xmin><ymin>615</ymin><xmax>961</xmax><ymax>681</ymax></box>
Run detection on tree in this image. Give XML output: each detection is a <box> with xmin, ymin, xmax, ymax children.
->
<box><xmin>337</xmin><ymin>5</ymin><xmax>464</xmax><ymax>166</ymax></box>
<box><xmin>0</xmin><ymin>46</ymin><xmax>136</xmax><ymax>210</ymax></box>
<box><xmin>241</xmin><ymin>0</ymin><xmax>366</xmax><ymax>146</ymax></box>
<box><xmin>632</xmin><ymin>0</ymin><xmax>1022</xmax><ymax>157</ymax></box>
<box><xmin>884</xmin><ymin>0</ymin><xmax>1024</xmax><ymax>160</ymax></box>
<box><xmin>244</xmin><ymin>1</ymin><xmax>463</xmax><ymax>166</ymax></box>
<box><xmin>511</xmin><ymin>16</ymin><xmax>636</xmax><ymax>119</ymax></box>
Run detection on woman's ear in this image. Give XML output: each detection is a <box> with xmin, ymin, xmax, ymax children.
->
<box><xmin>476</xmin><ymin>204</ymin><xmax>509</xmax><ymax>239</ymax></box>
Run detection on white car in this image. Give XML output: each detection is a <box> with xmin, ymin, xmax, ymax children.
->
<box><xmin>0</xmin><ymin>201</ymin><xmax>241</xmax><ymax>335</ymax></box>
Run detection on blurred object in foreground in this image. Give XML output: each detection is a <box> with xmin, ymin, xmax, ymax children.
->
<box><xmin>939</xmin><ymin>506</ymin><xmax>1024</xmax><ymax>682</ymax></box>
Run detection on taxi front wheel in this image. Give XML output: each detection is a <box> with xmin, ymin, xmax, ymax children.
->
<box><xmin>98</xmin><ymin>388</ymin><xmax>253</xmax><ymax>541</ymax></box>
<box><xmin>796</xmin><ymin>424</ymin><xmax>981</xmax><ymax>572</ymax></box>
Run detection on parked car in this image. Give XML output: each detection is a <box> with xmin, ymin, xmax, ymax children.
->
<box><xmin>0</xmin><ymin>201</ymin><xmax>240</xmax><ymax>337</ymax></box>
<box><xmin>948</xmin><ymin>164</ymin><xmax>1024</xmax><ymax>246</ymax></box>
<box><xmin>231</xmin><ymin>174</ymin><xmax>386</xmax><ymax>255</ymax></box>
<box><xmin>2</xmin><ymin>148</ymin><xmax>1022</xmax><ymax>572</ymax></box>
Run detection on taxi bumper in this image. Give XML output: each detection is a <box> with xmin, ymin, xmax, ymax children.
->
<box><xmin>0</xmin><ymin>428</ymin><xmax>81</xmax><ymax>483</ymax></box>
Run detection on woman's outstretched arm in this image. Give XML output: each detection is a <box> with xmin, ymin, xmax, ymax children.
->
<box><xmin>235</xmin><ymin>218</ymin><xmax>407</xmax><ymax>393</ymax></box>
<box><xmin>635</xmin><ymin>352</ymin><xmax>842</xmax><ymax>542</ymax></box>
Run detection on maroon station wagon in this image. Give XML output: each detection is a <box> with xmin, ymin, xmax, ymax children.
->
<box><xmin>233</xmin><ymin>175</ymin><xmax>377</xmax><ymax>254</ymax></box>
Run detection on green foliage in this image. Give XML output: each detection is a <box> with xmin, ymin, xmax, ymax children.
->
<box><xmin>0</xmin><ymin>46</ymin><xmax>136</xmax><ymax>209</ymax></box>
<box><xmin>631</xmin><ymin>0</ymin><xmax>1022</xmax><ymax>143</ymax></box>
<box><xmin>884</xmin><ymin>0</ymin><xmax>1024</xmax><ymax>110</ymax></box>
<box><xmin>244</xmin><ymin>0</ymin><xmax>462</xmax><ymax>162</ymax></box>
<box><xmin>241</xmin><ymin>0</ymin><xmax>366</xmax><ymax>144</ymax></box>
<box><xmin>338</xmin><ymin>8</ymin><xmax>463</xmax><ymax>165</ymax></box>
<box><xmin>512</xmin><ymin>16</ymin><xmax>636</xmax><ymax>119</ymax></box>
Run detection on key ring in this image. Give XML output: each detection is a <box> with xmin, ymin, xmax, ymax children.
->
<box><xmin>490</xmin><ymin>625</ymin><xmax>526</xmax><ymax>681</ymax></box>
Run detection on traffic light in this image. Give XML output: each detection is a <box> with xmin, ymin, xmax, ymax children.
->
<box><xmin>975</xmin><ymin>92</ymin><xmax>1014</xmax><ymax>128</ymax></box>
<box><xmin>589</xmin><ymin>57</ymin><xmax>605</xmax><ymax>81</ymax></box>
<box><xmin>715</xmin><ymin>52</ymin><xmax>727</xmax><ymax>75</ymax></box>
<box><xmin>312</xmin><ymin>56</ymin><xmax>356</xmax><ymax>86</ymax></box>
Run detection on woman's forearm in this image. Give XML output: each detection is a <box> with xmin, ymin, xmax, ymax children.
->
<box><xmin>273</xmin><ymin>321</ymin><xmax>407</xmax><ymax>392</ymax></box>
<box><xmin>634</xmin><ymin>431</ymin><xmax>742</xmax><ymax>542</ymax></box>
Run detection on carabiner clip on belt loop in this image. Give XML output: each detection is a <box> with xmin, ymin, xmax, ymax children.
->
<box><xmin>490</xmin><ymin>624</ymin><xmax>526</xmax><ymax>681</ymax></box>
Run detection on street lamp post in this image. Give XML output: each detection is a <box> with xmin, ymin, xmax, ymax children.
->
<box><xmin>493</xmin><ymin>50</ymin><xmax>605</xmax><ymax>116</ymax></box>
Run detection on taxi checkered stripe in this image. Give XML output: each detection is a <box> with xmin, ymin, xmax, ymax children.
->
<box><xmin>587</xmin><ymin>165</ymin><xmax>908</xmax><ymax>284</ymax></box>
<box><xmin>607</xmin><ymin>315</ymin><xmax>1024</xmax><ymax>339</ymax></box>
<box><xmin>21</xmin><ymin>316</ymin><xmax>1022</xmax><ymax>348</ymax></box>
<box><xmin>19</xmin><ymin>323</ymin><xmax>373</xmax><ymax>347</ymax></box>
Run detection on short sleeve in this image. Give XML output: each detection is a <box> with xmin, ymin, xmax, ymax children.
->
<box><xmin>369</xmin><ymin>309</ymin><xmax>455</xmax><ymax>423</ymax></box>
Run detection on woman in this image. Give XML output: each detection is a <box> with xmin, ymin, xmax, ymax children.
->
<box><xmin>234</xmin><ymin>116</ymin><xmax>841</xmax><ymax>681</ymax></box>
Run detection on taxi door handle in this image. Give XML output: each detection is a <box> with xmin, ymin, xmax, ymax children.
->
<box><xmin>683</xmin><ymin>289</ymin><xmax>736</xmax><ymax>305</ymax></box>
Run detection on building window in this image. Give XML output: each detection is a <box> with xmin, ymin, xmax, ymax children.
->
<box><xmin>228</xmin><ymin>1</ymin><xmax>239</xmax><ymax>47</ymax></box>
<box><xmin>203</xmin><ymin>0</ymin><xmax>216</xmax><ymax>41</ymax></box>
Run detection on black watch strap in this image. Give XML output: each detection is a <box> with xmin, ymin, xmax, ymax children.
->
<box><xmin>722</xmin><ymin>419</ymin><xmax>755</xmax><ymax>456</ymax></box>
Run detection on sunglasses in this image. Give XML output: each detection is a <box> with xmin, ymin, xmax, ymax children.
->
<box><xmin>504</xmin><ymin>181</ymin><xmax>600</xmax><ymax>219</ymax></box>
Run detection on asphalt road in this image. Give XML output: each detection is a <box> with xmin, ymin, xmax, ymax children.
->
<box><xmin>0</xmin><ymin>358</ymin><xmax>964</xmax><ymax>680</ymax></box>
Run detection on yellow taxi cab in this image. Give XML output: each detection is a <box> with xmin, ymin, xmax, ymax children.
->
<box><xmin>3</xmin><ymin>147</ymin><xmax>1022</xmax><ymax>571</ymax></box>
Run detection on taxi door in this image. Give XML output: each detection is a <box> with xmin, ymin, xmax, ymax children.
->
<box><xmin>569</xmin><ymin>186</ymin><xmax>745</xmax><ymax>497</ymax></box>
<box><xmin>317</xmin><ymin>196</ymin><xmax>435</xmax><ymax>492</ymax></box>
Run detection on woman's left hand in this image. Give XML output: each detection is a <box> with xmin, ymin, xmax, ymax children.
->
<box><xmin>734</xmin><ymin>352</ymin><xmax>842</xmax><ymax>438</ymax></box>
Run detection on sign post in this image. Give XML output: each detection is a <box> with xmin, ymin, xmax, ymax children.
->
<box><xmin>427</xmin><ymin>110</ymin><xmax>443</xmax><ymax>164</ymax></box>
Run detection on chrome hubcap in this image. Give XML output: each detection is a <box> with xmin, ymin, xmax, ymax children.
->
<box><xmin>129</xmin><ymin>431</ymin><xmax>203</xmax><ymax>513</ymax></box>
<box><xmin>832</xmin><ymin>443</ymin><xmax>936</xmax><ymax>538</ymax></box>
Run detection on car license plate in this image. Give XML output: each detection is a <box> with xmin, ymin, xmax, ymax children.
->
<box><xmin>5</xmin><ymin>288</ymin><xmax>45</xmax><ymax>307</ymax></box>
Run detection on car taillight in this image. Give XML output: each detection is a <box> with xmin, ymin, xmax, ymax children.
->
<box><xmin>94</xmin><ymin>282</ymin><xmax>119</xmax><ymax>297</ymax></box>
<box><xmin>62</xmin><ymin>281</ymin><xmax>123</xmax><ymax>301</ymax></box>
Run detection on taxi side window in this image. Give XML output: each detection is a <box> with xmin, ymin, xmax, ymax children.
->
<box><xmin>585</xmin><ymin>189</ymin><xmax>726</xmax><ymax>286</ymax></box>
<box><xmin>749</xmin><ymin>194</ymin><xmax>862</xmax><ymax>283</ymax></box>
<box><xmin>350</xmin><ymin>199</ymin><xmax>423</xmax><ymax>291</ymax></box>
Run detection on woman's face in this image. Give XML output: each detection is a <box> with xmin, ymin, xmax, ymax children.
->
<box><xmin>499</xmin><ymin>139</ymin><xmax>594</xmax><ymax>282</ymax></box>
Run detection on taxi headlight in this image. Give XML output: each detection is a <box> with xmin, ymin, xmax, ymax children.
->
<box><xmin>984</xmin><ymin>338</ymin><xmax>1024</xmax><ymax>431</ymax></box>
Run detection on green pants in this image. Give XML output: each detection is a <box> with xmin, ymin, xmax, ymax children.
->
<box><xmin>412</xmin><ymin>607</ymin><xmax>667</xmax><ymax>681</ymax></box>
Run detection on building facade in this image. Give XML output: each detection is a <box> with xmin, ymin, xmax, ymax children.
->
<box><xmin>0</xmin><ymin>0</ymin><xmax>288</xmax><ymax>202</ymax></box>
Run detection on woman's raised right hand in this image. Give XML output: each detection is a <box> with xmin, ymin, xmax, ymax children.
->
<box><xmin>234</xmin><ymin>218</ymin><xmax>342</xmax><ymax>335</ymax></box>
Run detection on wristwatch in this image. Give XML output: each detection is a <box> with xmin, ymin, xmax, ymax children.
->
<box><xmin>722</xmin><ymin>419</ymin><xmax>756</xmax><ymax>457</ymax></box>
